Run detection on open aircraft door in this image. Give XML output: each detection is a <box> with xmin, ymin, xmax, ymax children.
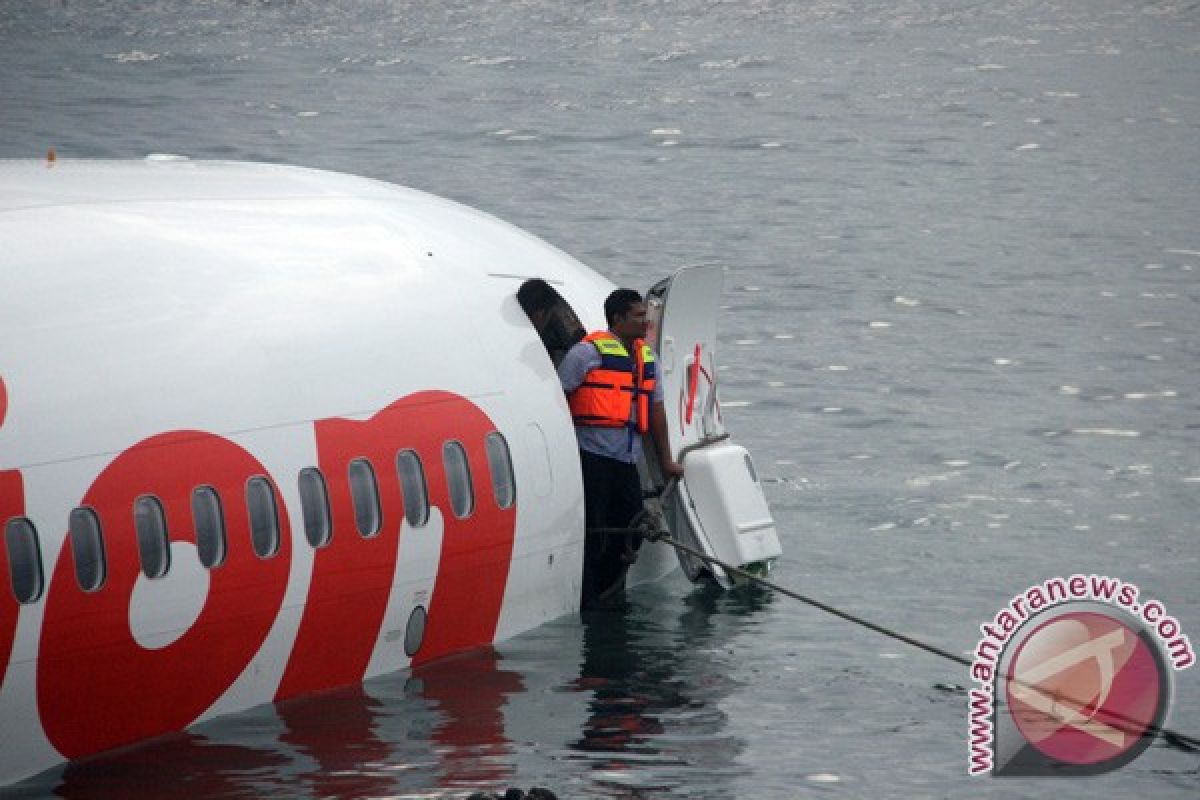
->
<box><xmin>645</xmin><ymin>266</ymin><xmax>782</xmax><ymax>588</ymax></box>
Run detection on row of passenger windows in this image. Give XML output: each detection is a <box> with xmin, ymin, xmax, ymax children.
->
<box><xmin>3</xmin><ymin>433</ymin><xmax>516</xmax><ymax>605</ymax></box>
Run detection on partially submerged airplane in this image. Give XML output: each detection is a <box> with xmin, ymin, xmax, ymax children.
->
<box><xmin>0</xmin><ymin>157</ymin><xmax>780</xmax><ymax>785</ymax></box>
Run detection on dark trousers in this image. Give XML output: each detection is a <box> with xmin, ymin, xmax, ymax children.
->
<box><xmin>579</xmin><ymin>450</ymin><xmax>643</xmax><ymax>607</ymax></box>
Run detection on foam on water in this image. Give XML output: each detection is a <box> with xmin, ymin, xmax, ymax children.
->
<box><xmin>1124</xmin><ymin>391</ymin><xmax>1177</xmax><ymax>399</ymax></box>
<box><xmin>805</xmin><ymin>774</ymin><xmax>841</xmax><ymax>784</ymax></box>
<box><xmin>105</xmin><ymin>49</ymin><xmax>162</xmax><ymax>62</ymax></box>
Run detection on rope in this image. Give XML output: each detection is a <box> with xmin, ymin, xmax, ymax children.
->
<box><xmin>586</xmin><ymin>523</ymin><xmax>1200</xmax><ymax>755</ymax></box>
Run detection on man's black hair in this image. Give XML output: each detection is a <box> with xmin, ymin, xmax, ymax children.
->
<box><xmin>517</xmin><ymin>278</ymin><xmax>559</xmax><ymax>314</ymax></box>
<box><xmin>604</xmin><ymin>288</ymin><xmax>643</xmax><ymax>325</ymax></box>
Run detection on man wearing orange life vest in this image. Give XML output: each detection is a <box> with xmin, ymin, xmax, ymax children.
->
<box><xmin>558</xmin><ymin>288</ymin><xmax>684</xmax><ymax>607</ymax></box>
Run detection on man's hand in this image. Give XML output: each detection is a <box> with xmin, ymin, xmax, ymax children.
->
<box><xmin>650</xmin><ymin>402</ymin><xmax>685</xmax><ymax>481</ymax></box>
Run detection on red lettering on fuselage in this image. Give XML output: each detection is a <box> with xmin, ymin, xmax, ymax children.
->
<box><xmin>0</xmin><ymin>468</ymin><xmax>23</xmax><ymax>681</ymax></box>
<box><xmin>37</xmin><ymin>431</ymin><xmax>291</xmax><ymax>758</ymax></box>
<box><xmin>404</xmin><ymin>393</ymin><xmax>516</xmax><ymax>666</ymax></box>
<box><xmin>276</xmin><ymin>391</ymin><xmax>517</xmax><ymax>698</ymax></box>
<box><xmin>0</xmin><ymin>374</ymin><xmax>20</xmax><ymax>683</ymax></box>
<box><xmin>28</xmin><ymin>389</ymin><xmax>516</xmax><ymax>765</ymax></box>
<box><xmin>274</xmin><ymin>398</ymin><xmax>414</xmax><ymax>698</ymax></box>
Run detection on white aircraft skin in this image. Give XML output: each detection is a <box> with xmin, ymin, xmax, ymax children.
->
<box><xmin>0</xmin><ymin>158</ymin><xmax>677</xmax><ymax>786</ymax></box>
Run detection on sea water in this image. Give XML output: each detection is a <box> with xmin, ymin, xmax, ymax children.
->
<box><xmin>1</xmin><ymin>1</ymin><xmax>1197</xmax><ymax>796</ymax></box>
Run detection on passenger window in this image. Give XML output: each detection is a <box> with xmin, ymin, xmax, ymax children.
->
<box><xmin>69</xmin><ymin>507</ymin><xmax>106</xmax><ymax>592</ymax></box>
<box><xmin>443</xmin><ymin>441</ymin><xmax>474</xmax><ymax>519</ymax></box>
<box><xmin>396</xmin><ymin>449</ymin><xmax>429</xmax><ymax>528</ymax></box>
<box><xmin>5</xmin><ymin>517</ymin><xmax>44</xmax><ymax>604</ymax></box>
<box><xmin>348</xmin><ymin>459</ymin><xmax>382</xmax><ymax>538</ymax></box>
<box><xmin>191</xmin><ymin>486</ymin><xmax>226</xmax><ymax>569</ymax></box>
<box><xmin>298</xmin><ymin>467</ymin><xmax>332</xmax><ymax>548</ymax></box>
<box><xmin>485</xmin><ymin>432</ymin><xmax>516</xmax><ymax>510</ymax></box>
<box><xmin>245</xmin><ymin>477</ymin><xmax>280</xmax><ymax>558</ymax></box>
<box><xmin>133</xmin><ymin>495</ymin><xmax>170</xmax><ymax>579</ymax></box>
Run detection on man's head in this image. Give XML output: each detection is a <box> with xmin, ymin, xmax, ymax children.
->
<box><xmin>518</xmin><ymin>279</ymin><xmax>559</xmax><ymax>316</ymax></box>
<box><xmin>605</xmin><ymin>288</ymin><xmax>648</xmax><ymax>344</ymax></box>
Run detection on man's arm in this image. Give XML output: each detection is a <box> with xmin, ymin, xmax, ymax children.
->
<box><xmin>557</xmin><ymin>340</ymin><xmax>596</xmax><ymax>393</ymax></box>
<box><xmin>651</xmin><ymin>401</ymin><xmax>685</xmax><ymax>479</ymax></box>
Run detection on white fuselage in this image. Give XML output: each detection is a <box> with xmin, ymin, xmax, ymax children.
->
<box><xmin>0</xmin><ymin>159</ymin><xmax>675</xmax><ymax>785</ymax></box>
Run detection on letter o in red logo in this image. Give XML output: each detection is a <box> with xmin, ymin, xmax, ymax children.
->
<box><xmin>38</xmin><ymin>431</ymin><xmax>291</xmax><ymax>759</ymax></box>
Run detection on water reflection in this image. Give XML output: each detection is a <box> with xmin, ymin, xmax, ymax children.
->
<box><xmin>271</xmin><ymin>647</ymin><xmax>525</xmax><ymax>796</ymax></box>
<box><xmin>22</xmin><ymin>733</ymin><xmax>288</xmax><ymax>800</ymax></box>
<box><xmin>573</xmin><ymin>601</ymin><xmax>671</xmax><ymax>757</ymax></box>
<box><xmin>410</xmin><ymin>648</ymin><xmax>524</xmax><ymax>791</ymax></box>
<box><xmin>3</xmin><ymin>582</ymin><xmax>775</xmax><ymax>799</ymax></box>
<box><xmin>276</xmin><ymin>686</ymin><xmax>402</xmax><ymax>800</ymax></box>
<box><xmin>565</xmin><ymin>581</ymin><xmax>775</xmax><ymax>796</ymax></box>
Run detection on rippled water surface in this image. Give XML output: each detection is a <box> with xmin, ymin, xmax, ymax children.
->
<box><xmin>2</xmin><ymin>1</ymin><xmax>1198</xmax><ymax>797</ymax></box>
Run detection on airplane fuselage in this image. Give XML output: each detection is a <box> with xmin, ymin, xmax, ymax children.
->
<box><xmin>0</xmin><ymin>159</ymin><xmax>676</xmax><ymax>784</ymax></box>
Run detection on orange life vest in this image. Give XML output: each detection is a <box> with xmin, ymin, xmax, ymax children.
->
<box><xmin>568</xmin><ymin>331</ymin><xmax>657</xmax><ymax>434</ymax></box>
